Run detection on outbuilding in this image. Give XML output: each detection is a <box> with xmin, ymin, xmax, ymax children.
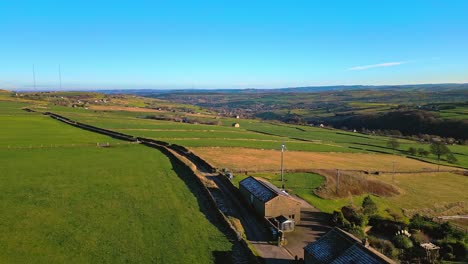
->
<box><xmin>239</xmin><ymin>176</ymin><xmax>301</xmax><ymax>230</ymax></box>
<box><xmin>304</xmin><ymin>227</ymin><xmax>395</xmax><ymax>264</ymax></box>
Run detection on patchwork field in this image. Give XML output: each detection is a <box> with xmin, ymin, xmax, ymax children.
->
<box><xmin>0</xmin><ymin>101</ymin><xmax>232</xmax><ymax>263</ymax></box>
<box><xmin>4</xmin><ymin>93</ymin><xmax>467</xmax><ymax>222</ymax></box>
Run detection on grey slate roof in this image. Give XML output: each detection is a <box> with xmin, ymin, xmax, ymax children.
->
<box><xmin>331</xmin><ymin>245</ymin><xmax>382</xmax><ymax>264</ymax></box>
<box><xmin>239</xmin><ymin>176</ymin><xmax>278</xmax><ymax>202</ymax></box>
<box><xmin>304</xmin><ymin>228</ymin><xmax>395</xmax><ymax>264</ymax></box>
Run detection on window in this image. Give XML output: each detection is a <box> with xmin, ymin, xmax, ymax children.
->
<box><xmin>292</xmin><ymin>214</ymin><xmax>295</xmax><ymax>219</ymax></box>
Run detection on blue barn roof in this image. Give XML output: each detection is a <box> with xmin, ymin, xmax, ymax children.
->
<box><xmin>239</xmin><ymin>176</ymin><xmax>278</xmax><ymax>203</ymax></box>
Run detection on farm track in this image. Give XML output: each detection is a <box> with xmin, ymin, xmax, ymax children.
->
<box><xmin>43</xmin><ymin>112</ymin><xmax>295</xmax><ymax>263</ymax></box>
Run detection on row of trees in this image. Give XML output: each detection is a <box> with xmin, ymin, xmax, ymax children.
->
<box><xmin>386</xmin><ymin>138</ymin><xmax>458</xmax><ymax>165</ymax></box>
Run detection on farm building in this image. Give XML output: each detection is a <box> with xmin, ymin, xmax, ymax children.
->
<box><xmin>239</xmin><ymin>176</ymin><xmax>301</xmax><ymax>231</ymax></box>
<box><xmin>304</xmin><ymin>227</ymin><xmax>395</xmax><ymax>264</ymax></box>
<box><xmin>232</xmin><ymin>123</ymin><xmax>240</xmax><ymax>128</ymax></box>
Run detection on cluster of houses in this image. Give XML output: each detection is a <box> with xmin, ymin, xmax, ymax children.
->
<box><xmin>237</xmin><ymin>176</ymin><xmax>394</xmax><ymax>263</ymax></box>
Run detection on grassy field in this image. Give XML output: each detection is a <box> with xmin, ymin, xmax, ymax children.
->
<box><xmin>35</xmin><ymin>103</ymin><xmax>468</xmax><ymax>168</ymax></box>
<box><xmin>0</xmin><ymin>100</ymin><xmax>232</xmax><ymax>263</ymax></box>
<box><xmin>5</xmin><ymin>93</ymin><xmax>467</xmax><ymax>216</ymax></box>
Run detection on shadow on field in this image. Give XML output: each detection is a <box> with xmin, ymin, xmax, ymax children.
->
<box><xmin>212</xmin><ymin>251</ymin><xmax>233</xmax><ymax>264</ymax></box>
<box><xmin>143</xmin><ymin>144</ymin><xmax>258</xmax><ymax>262</ymax></box>
<box><xmin>157</xmin><ymin>146</ymin><xmax>232</xmax><ymax>235</ymax></box>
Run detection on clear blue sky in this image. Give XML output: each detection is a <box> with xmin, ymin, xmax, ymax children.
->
<box><xmin>1</xmin><ymin>0</ymin><xmax>468</xmax><ymax>90</ymax></box>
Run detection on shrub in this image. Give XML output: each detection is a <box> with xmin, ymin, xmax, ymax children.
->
<box><xmin>341</xmin><ymin>206</ymin><xmax>368</xmax><ymax>227</ymax></box>
<box><xmin>417</xmin><ymin>148</ymin><xmax>429</xmax><ymax>157</ymax></box>
<box><xmin>447</xmin><ymin>153</ymin><xmax>458</xmax><ymax>163</ymax></box>
<box><xmin>393</xmin><ymin>235</ymin><xmax>413</xmax><ymax>249</ymax></box>
<box><xmin>362</xmin><ymin>195</ymin><xmax>378</xmax><ymax>216</ymax></box>
<box><xmin>369</xmin><ymin>216</ymin><xmax>406</xmax><ymax>237</ymax></box>
<box><xmin>369</xmin><ymin>236</ymin><xmax>398</xmax><ymax>259</ymax></box>
<box><xmin>408</xmin><ymin>147</ymin><xmax>417</xmax><ymax>155</ymax></box>
<box><xmin>331</xmin><ymin>210</ymin><xmax>350</xmax><ymax>228</ymax></box>
<box><xmin>347</xmin><ymin>226</ymin><xmax>366</xmax><ymax>240</ymax></box>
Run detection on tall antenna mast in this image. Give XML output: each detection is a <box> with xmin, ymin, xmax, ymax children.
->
<box><xmin>59</xmin><ymin>64</ymin><xmax>62</xmax><ymax>90</ymax></box>
<box><xmin>32</xmin><ymin>64</ymin><xmax>36</xmax><ymax>90</ymax></box>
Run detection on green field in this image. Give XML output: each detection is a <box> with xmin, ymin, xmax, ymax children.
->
<box><xmin>0</xmin><ymin>101</ymin><xmax>232</xmax><ymax>263</ymax></box>
<box><xmin>4</xmin><ymin>92</ymin><xmax>467</xmax><ymax>220</ymax></box>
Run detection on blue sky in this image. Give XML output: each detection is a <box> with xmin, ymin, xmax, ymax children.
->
<box><xmin>1</xmin><ymin>1</ymin><xmax>468</xmax><ymax>90</ymax></box>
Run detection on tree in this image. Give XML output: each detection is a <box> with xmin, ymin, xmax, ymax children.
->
<box><xmin>430</xmin><ymin>141</ymin><xmax>450</xmax><ymax>170</ymax></box>
<box><xmin>386</xmin><ymin>138</ymin><xmax>400</xmax><ymax>153</ymax></box>
<box><xmin>362</xmin><ymin>195</ymin><xmax>378</xmax><ymax>216</ymax></box>
<box><xmin>393</xmin><ymin>235</ymin><xmax>413</xmax><ymax>250</ymax></box>
<box><xmin>408</xmin><ymin>147</ymin><xmax>417</xmax><ymax>156</ymax></box>
<box><xmin>417</xmin><ymin>148</ymin><xmax>429</xmax><ymax>157</ymax></box>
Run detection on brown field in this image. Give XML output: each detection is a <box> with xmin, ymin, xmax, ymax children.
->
<box><xmin>192</xmin><ymin>147</ymin><xmax>455</xmax><ymax>172</ymax></box>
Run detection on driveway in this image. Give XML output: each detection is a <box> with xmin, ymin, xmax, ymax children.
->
<box><xmin>283</xmin><ymin>196</ymin><xmax>331</xmax><ymax>259</ymax></box>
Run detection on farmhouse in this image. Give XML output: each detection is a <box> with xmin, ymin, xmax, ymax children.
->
<box><xmin>304</xmin><ymin>227</ymin><xmax>395</xmax><ymax>264</ymax></box>
<box><xmin>239</xmin><ymin>176</ymin><xmax>301</xmax><ymax>230</ymax></box>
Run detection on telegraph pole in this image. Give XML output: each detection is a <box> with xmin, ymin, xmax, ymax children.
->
<box><xmin>336</xmin><ymin>169</ymin><xmax>341</xmax><ymax>194</ymax></box>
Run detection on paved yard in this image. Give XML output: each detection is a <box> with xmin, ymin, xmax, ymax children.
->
<box><xmin>283</xmin><ymin>197</ymin><xmax>331</xmax><ymax>259</ymax></box>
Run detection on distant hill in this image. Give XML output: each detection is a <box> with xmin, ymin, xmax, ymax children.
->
<box><xmin>98</xmin><ymin>83</ymin><xmax>468</xmax><ymax>95</ymax></box>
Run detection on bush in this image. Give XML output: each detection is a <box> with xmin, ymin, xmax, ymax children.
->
<box><xmin>447</xmin><ymin>153</ymin><xmax>458</xmax><ymax>163</ymax></box>
<box><xmin>331</xmin><ymin>210</ymin><xmax>350</xmax><ymax>228</ymax></box>
<box><xmin>408</xmin><ymin>147</ymin><xmax>417</xmax><ymax>155</ymax></box>
<box><xmin>369</xmin><ymin>215</ymin><xmax>406</xmax><ymax>237</ymax></box>
<box><xmin>347</xmin><ymin>226</ymin><xmax>366</xmax><ymax>240</ymax></box>
<box><xmin>341</xmin><ymin>206</ymin><xmax>368</xmax><ymax>227</ymax></box>
<box><xmin>439</xmin><ymin>240</ymin><xmax>468</xmax><ymax>261</ymax></box>
<box><xmin>393</xmin><ymin>235</ymin><xmax>413</xmax><ymax>249</ymax></box>
<box><xmin>362</xmin><ymin>195</ymin><xmax>378</xmax><ymax>216</ymax></box>
<box><xmin>417</xmin><ymin>148</ymin><xmax>429</xmax><ymax>157</ymax></box>
<box><xmin>369</xmin><ymin>236</ymin><xmax>398</xmax><ymax>259</ymax></box>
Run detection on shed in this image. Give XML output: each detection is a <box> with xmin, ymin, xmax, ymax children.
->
<box><xmin>239</xmin><ymin>176</ymin><xmax>301</xmax><ymax>227</ymax></box>
<box><xmin>232</xmin><ymin>123</ymin><xmax>240</xmax><ymax>128</ymax></box>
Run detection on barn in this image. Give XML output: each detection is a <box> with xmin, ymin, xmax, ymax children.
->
<box><xmin>239</xmin><ymin>176</ymin><xmax>301</xmax><ymax>230</ymax></box>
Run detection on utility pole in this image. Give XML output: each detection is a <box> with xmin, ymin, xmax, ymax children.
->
<box><xmin>280</xmin><ymin>143</ymin><xmax>285</xmax><ymax>183</ymax></box>
<box><xmin>336</xmin><ymin>169</ymin><xmax>340</xmax><ymax>194</ymax></box>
